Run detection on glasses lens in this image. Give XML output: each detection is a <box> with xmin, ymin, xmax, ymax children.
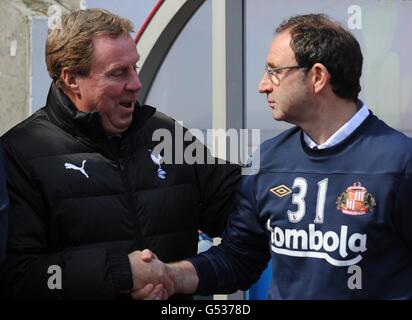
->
<box><xmin>271</xmin><ymin>73</ymin><xmax>279</xmax><ymax>85</ymax></box>
<box><xmin>266</xmin><ymin>67</ymin><xmax>279</xmax><ymax>85</ymax></box>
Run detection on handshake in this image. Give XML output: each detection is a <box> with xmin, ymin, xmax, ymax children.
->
<box><xmin>127</xmin><ymin>249</ymin><xmax>199</xmax><ymax>300</ymax></box>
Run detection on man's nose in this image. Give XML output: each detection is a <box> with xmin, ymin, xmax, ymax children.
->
<box><xmin>126</xmin><ymin>69</ymin><xmax>142</xmax><ymax>91</ymax></box>
<box><xmin>258</xmin><ymin>72</ymin><xmax>272</xmax><ymax>93</ymax></box>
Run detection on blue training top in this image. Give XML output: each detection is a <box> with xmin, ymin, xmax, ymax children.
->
<box><xmin>190</xmin><ymin>112</ymin><xmax>412</xmax><ymax>299</ymax></box>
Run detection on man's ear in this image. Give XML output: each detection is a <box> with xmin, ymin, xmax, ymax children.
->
<box><xmin>311</xmin><ymin>63</ymin><xmax>330</xmax><ymax>94</ymax></box>
<box><xmin>61</xmin><ymin>67</ymin><xmax>80</xmax><ymax>94</ymax></box>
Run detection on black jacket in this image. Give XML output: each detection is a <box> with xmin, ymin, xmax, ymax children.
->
<box><xmin>0</xmin><ymin>84</ymin><xmax>240</xmax><ymax>299</ymax></box>
<box><xmin>0</xmin><ymin>145</ymin><xmax>8</xmax><ymax>264</ymax></box>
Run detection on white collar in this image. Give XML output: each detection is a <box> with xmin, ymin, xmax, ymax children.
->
<box><xmin>304</xmin><ymin>104</ymin><xmax>370</xmax><ymax>150</ymax></box>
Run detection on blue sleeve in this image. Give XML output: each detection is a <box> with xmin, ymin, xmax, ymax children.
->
<box><xmin>188</xmin><ymin>174</ymin><xmax>270</xmax><ymax>295</ymax></box>
<box><xmin>0</xmin><ymin>144</ymin><xmax>9</xmax><ymax>263</ymax></box>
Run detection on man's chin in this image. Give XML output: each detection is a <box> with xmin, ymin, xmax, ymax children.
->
<box><xmin>102</xmin><ymin>119</ymin><xmax>133</xmax><ymax>136</ymax></box>
<box><xmin>115</xmin><ymin>122</ymin><xmax>132</xmax><ymax>134</ymax></box>
<box><xmin>271</xmin><ymin>110</ymin><xmax>283</xmax><ymax>121</ymax></box>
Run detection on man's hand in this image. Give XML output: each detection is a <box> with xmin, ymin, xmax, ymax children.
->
<box><xmin>130</xmin><ymin>283</ymin><xmax>169</xmax><ymax>300</ymax></box>
<box><xmin>128</xmin><ymin>249</ymin><xmax>175</xmax><ymax>299</ymax></box>
<box><xmin>167</xmin><ymin>260</ymin><xmax>199</xmax><ymax>295</ymax></box>
<box><xmin>130</xmin><ymin>255</ymin><xmax>199</xmax><ymax>299</ymax></box>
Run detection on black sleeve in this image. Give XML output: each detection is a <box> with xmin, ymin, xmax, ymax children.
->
<box><xmin>0</xmin><ymin>142</ymin><xmax>132</xmax><ymax>299</ymax></box>
<box><xmin>0</xmin><ymin>144</ymin><xmax>9</xmax><ymax>264</ymax></box>
<box><xmin>177</xmin><ymin>123</ymin><xmax>241</xmax><ymax>237</ymax></box>
<box><xmin>195</xmin><ymin>157</ymin><xmax>241</xmax><ymax>237</ymax></box>
<box><xmin>188</xmin><ymin>174</ymin><xmax>270</xmax><ymax>295</ymax></box>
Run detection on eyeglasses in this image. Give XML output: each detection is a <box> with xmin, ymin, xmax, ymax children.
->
<box><xmin>265</xmin><ymin>65</ymin><xmax>308</xmax><ymax>85</ymax></box>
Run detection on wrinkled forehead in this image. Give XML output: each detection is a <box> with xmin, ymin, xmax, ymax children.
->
<box><xmin>266</xmin><ymin>31</ymin><xmax>296</xmax><ymax>65</ymax></box>
<box><xmin>91</xmin><ymin>34</ymin><xmax>138</xmax><ymax>67</ymax></box>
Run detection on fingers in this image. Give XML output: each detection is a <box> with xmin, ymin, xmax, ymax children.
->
<box><xmin>128</xmin><ymin>249</ymin><xmax>175</xmax><ymax>297</ymax></box>
<box><xmin>130</xmin><ymin>283</ymin><xmax>168</xmax><ymax>300</ymax></box>
<box><xmin>140</xmin><ymin>250</ymin><xmax>174</xmax><ymax>295</ymax></box>
<box><xmin>156</xmin><ymin>288</ymin><xmax>169</xmax><ymax>300</ymax></box>
<box><xmin>151</xmin><ymin>284</ymin><xmax>168</xmax><ymax>300</ymax></box>
<box><xmin>130</xmin><ymin>283</ymin><xmax>154</xmax><ymax>299</ymax></box>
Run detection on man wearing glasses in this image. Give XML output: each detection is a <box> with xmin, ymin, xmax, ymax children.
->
<box><xmin>137</xmin><ymin>13</ymin><xmax>412</xmax><ymax>299</ymax></box>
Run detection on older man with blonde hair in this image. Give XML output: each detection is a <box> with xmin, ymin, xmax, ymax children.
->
<box><xmin>0</xmin><ymin>8</ymin><xmax>239</xmax><ymax>299</ymax></box>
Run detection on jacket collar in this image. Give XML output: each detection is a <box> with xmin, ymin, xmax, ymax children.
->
<box><xmin>45</xmin><ymin>83</ymin><xmax>155</xmax><ymax>143</ymax></box>
<box><xmin>45</xmin><ymin>83</ymin><xmax>106</xmax><ymax>141</ymax></box>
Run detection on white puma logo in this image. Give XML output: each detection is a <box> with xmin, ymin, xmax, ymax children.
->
<box><xmin>64</xmin><ymin>160</ymin><xmax>89</xmax><ymax>179</ymax></box>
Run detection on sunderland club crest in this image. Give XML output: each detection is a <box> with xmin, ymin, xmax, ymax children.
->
<box><xmin>336</xmin><ymin>181</ymin><xmax>376</xmax><ymax>216</ymax></box>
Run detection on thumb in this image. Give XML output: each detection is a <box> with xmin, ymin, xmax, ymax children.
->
<box><xmin>141</xmin><ymin>249</ymin><xmax>157</xmax><ymax>262</ymax></box>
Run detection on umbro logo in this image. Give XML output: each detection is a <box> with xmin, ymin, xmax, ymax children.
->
<box><xmin>64</xmin><ymin>160</ymin><xmax>89</xmax><ymax>178</ymax></box>
<box><xmin>270</xmin><ymin>185</ymin><xmax>292</xmax><ymax>197</ymax></box>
